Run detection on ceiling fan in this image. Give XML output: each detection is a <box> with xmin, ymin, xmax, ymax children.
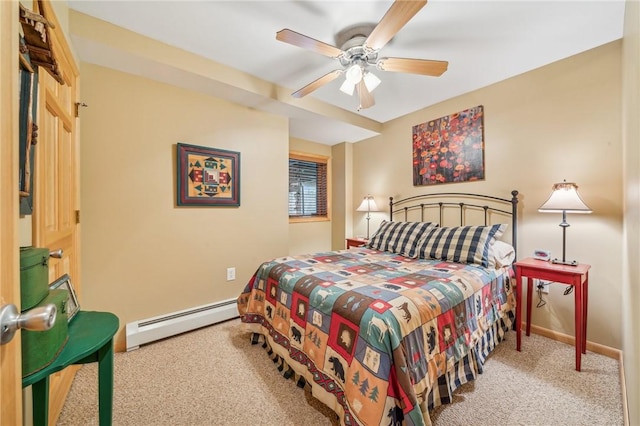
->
<box><xmin>276</xmin><ymin>0</ymin><xmax>448</xmax><ymax>111</ymax></box>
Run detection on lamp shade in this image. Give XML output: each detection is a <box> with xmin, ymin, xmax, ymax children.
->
<box><xmin>339</xmin><ymin>79</ymin><xmax>356</xmax><ymax>96</ymax></box>
<box><xmin>538</xmin><ymin>181</ymin><xmax>592</xmax><ymax>213</ymax></box>
<box><xmin>363</xmin><ymin>71</ymin><xmax>381</xmax><ymax>92</ymax></box>
<box><xmin>356</xmin><ymin>196</ymin><xmax>379</xmax><ymax>212</ymax></box>
<box><xmin>345</xmin><ymin>64</ymin><xmax>363</xmax><ymax>84</ymax></box>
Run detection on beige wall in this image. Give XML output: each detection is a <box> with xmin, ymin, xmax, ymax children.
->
<box><xmin>288</xmin><ymin>137</ymin><xmax>332</xmax><ymax>255</ymax></box>
<box><xmin>331</xmin><ymin>142</ymin><xmax>353</xmax><ymax>250</ymax></box>
<box><xmin>79</xmin><ymin>63</ymin><xmax>289</xmax><ymax>348</ymax></box>
<box><xmin>353</xmin><ymin>41</ymin><xmax>623</xmax><ymax>350</ymax></box>
<box><xmin>622</xmin><ymin>0</ymin><xmax>639</xmax><ymax>423</ymax></box>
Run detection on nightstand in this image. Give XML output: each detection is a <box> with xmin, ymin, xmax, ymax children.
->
<box><xmin>346</xmin><ymin>238</ymin><xmax>367</xmax><ymax>249</ymax></box>
<box><xmin>23</xmin><ymin>311</ymin><xmax>119</xmax><ymax>425</ymax></box>
<box><xmin>514</xmin><ymin>257</ymin><xmax>591</xmax><ymax>371</ymax></box>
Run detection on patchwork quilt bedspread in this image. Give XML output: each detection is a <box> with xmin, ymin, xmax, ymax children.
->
<box><xmin>237</xmin><ymin>248</ymin><xmax>515</xmax><ymax>426</ymax></box>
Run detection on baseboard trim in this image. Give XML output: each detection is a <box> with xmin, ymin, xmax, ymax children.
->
<box><xmin>525</xmin><ymin>323</ymin><xmax>621</xmax><ymax>359</ymax></box>
<box><xmin>524</xmin><ymin>323</ymin><xmax>629</xmax><ymax>425</ymax></box>
<box><xmin>620</xmin><ymin>352</ymin><xmax>629</xmax><ymax>426</ymax></box>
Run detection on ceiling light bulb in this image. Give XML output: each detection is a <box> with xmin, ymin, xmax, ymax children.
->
<box><xmin>345</xmin><ymin>64</ymin><xmax>363</xmax><ymax>84</ymax></box>
<box><xmin>339</xmin><ymin>79</ymin><xmax>355</xmax><ymax>96</ymax></box>
<box><xmin>363</xmin><ymin>71</ymin><xmax>381</xmax><ymax>92</ymax></box>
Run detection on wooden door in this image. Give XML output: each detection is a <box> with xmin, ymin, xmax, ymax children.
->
<box><xmin>0</xmin><ymin>1</ymin><xmax>23</xmax><ymax>424</ymax></box>
<box><xmin>31</xmin><ymin>1</ymin><xmax>80</xmax><ymax>423</ymax></box>
<box><xmin>34</xmin><ymin>52</ymin><xmax>79</xmax><ymax>284</ymax></box>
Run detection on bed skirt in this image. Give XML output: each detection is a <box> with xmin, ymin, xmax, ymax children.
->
<box><xmin>243</xmin><ymin>309</ymin><xmax>514</xmax><ymax>426</ymax></box>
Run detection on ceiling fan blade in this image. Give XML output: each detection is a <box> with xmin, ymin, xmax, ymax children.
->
<box><xmin>292</xmin><ymin>69</ymin><xmax>343</xmax><ymax>98</ymax></box>
<box><xmin>365</xmin><ymin>0</ymin><xmax>427</xmax><ymax>51</ymax></box>
<box><xmin>276</xmin><ymin>29</ymin><xmax>344</xmax><ymax>58</ymax></box>
<box><xmin>378</xmin><ymin>57</ymin><xmax>448</xmax><ymax>76</ymax></box>
<box><xmin>356</xmin><ymin>80</ymin><xmax>375</xmax><ymax>110</ymax></box>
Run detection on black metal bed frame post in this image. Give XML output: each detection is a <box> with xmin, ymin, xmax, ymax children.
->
<box><xmin>511</xmin><ymin>190</ymin><xmax>519</xmax><ymax>259</ymax></box>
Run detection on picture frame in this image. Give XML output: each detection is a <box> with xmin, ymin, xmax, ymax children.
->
<box><xmin>49</xmin><ymin>274</ymin><xmax>80</xmax><ymax>322</ymax></box>
<box><xmin>412</xmin><ymin>105</ymin><xmax>485</xmax><ymax>186</ymax></box>
<box><xmin>176</xmin><ymin>143</ymin><xmax>241</xmax><ymax>207</ymax></box>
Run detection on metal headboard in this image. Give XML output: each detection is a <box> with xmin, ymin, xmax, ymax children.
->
<box><xmin>389</xmin><ymin>190</ymin><xmax>519</xmax><ymax>259</ymax></box>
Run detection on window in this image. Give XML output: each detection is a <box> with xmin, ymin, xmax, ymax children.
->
<box><xmin>289</xmin><ymin>152</ymin><xmax>330</xmax><ymax>222</ymax></box>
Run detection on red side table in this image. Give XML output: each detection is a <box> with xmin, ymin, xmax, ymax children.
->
<box><xmin>514</xmin><ymin>257</ymin><xmax>591</xmax><ymax>371</ymax></box>
<box><xmin>346</xmin><ymin>238</ymin><xmax>367</xmax><ymax>249</ymax></box>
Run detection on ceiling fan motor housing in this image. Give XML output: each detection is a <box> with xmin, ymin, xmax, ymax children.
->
<box><xmin>335</xmin><ymin>23</ymin><xmax>377</xmax><ymax>50</ymax></box>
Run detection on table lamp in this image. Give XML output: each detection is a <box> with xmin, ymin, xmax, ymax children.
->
<box><xmin>356</xmin><ymin>195</ymin><xmax>379</xmax><ymax>240</ymax></box>
<box><xmin>538</xmin><ymin>180</ymin><xmax>592</xmax><ymax>266</ymax></box>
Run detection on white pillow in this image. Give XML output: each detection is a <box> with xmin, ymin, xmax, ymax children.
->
<box><xmin>491</xmin><ymin>240</ymin><xmax>516</xmax><ymax>268</ymax></box>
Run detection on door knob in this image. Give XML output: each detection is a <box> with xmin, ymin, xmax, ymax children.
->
<box><xmin>0</xmin><ymin>303</ymin><xmax>57</xmax><ymax>345</ymax></box>
<box><xmin>49</xmin><ymin>249</ymin><xmax>63</xmax><ymax>258</ymax></box>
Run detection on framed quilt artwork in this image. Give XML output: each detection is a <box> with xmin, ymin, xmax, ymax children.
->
<box><xmin>412</xmin><ymin>105</ymin><xmax>485</xmax><ymax>186</ymax></box>
<box><xmin>176</xmin><ymin>143</ymin><xmax>240</xmax><ymax>206</ymax></box>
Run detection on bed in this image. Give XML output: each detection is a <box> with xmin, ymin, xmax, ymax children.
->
<box><xmin>237</xmin><ymin>191</ymin><xmax>519</xmax><ymax>426</ymax></box>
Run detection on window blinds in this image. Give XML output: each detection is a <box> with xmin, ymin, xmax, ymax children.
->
<box><xmin>289</xmin><ymin>158</ymin><xmax>327</xmax><ymax>217</ymax></box>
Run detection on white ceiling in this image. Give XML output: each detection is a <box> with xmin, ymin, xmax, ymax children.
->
<box><xmin>67</xmin><ymin>0</ymin><xmax>626</xmax><ymax>145</ymax></box>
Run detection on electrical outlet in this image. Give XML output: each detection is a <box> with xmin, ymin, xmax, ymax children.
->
<box><xmin>226</xmin><ymin>267</ymin><xmax>236</xmax><ymax>281</ymax></box>
<box><xmin>536</xmin><ymin>279</ymin><xmax>550</xmax><ymax>294</ymax></box>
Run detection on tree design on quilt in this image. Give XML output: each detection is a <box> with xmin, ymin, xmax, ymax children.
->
<box><xmin>307</xmin><ymin>330</ymin><xmax>321</xmax><ymax>348</ymax></box>
<box><xmin>369</xmin><ymin>386</ymin><xmax>379</xmax><ymax>402</ymax></box>
<box><xmin>352</xmin><ymin>370</ymin><xmax>380</xmax><ymax>402</ymax></box>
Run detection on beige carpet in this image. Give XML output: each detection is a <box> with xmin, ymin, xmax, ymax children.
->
<box><xmin>58</xmin><ymin>318</ymin><xmax>623</xmax><ymax>426</ymax></box>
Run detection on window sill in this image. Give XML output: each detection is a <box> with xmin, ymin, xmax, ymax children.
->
<box><xmin>289</xmin><ymin>216</ymin><xmax>330</xmax><ymax>224</ymax></box>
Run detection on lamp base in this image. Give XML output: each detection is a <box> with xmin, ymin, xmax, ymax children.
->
<box><xmin>551</xmin><ymin>258</ymin><xmax>578</xmax><ymax>266</ymax></box>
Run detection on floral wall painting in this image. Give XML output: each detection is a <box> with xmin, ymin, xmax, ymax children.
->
<box><xmin>176</xmin><ymin>143</ymin><xmax>240</xmax><ymax>206</ymax></box>
<box><xmin>412</xmin><ymin>105</ymin><xmax>485</xmax><ymax>186</ymax></box>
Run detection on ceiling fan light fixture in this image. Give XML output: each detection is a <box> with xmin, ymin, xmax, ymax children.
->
<box><xmin>339</xmin><ymin>79</ymin><xmax>356</xmax><ymax>95</ymax></box>
<box><xmin>345</xmin><ymin>64</ymin><xmax>363</xmax><ymax>84</ymax></box>
<box><xmin>363</xmin><ymin>71</ymin><xmax>381</xmax><ymax>92</ymax></box>
<box><xmin>276</xmin><ymin>0</ymin><xmax>447</xmax><ymax>110</ymax></box>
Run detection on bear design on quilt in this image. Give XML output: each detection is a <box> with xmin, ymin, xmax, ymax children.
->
<box><xmin>387</xmin><ymin>406</ymin><xmax>403</xmax><ymax>426</ymax></box>
<box><xmin>291</xmin><ymin>327</ymin><xmax>302</xmax><ymax>343</ymax></box>
<box><xmin>328</xmin><ymin>356</ymin><xmax>346</xmax><ymax>383</ymax></box>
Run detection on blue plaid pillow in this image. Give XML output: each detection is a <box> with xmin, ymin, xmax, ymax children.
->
<box><xmin>415</xmin><ymin>224</ymin><xmax>507</xmax><ymax>267</ymax></box>
<box><xmin>367</xmin><ymin>220</ymin><xmax>437</xmax><ymax>257</ymax></box>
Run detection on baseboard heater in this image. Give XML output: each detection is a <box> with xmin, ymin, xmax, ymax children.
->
<box><xmin>125</xmin><ymin>298</ymin><xmax>239</xmax><ymax>351</ymax></box>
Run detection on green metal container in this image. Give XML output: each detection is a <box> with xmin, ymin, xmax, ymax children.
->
<box><xmin>21</xmin><ymin>289</ymin><xmax>70</xmax><ymax>377</ymax></box>
<box><xmin>19</xmin><ymin>246</ymin><xmax>50</xmax><ymax>311</ymax></box>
